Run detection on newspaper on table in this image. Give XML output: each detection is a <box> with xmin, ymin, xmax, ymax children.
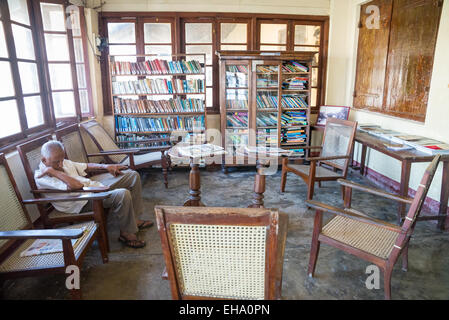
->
<box><xmin>20</xmin><ymin>226</ymin><xmax>87</xmax><ymax>257</ymax></box>
<box><xmin>177</xmin><ymin>144</ymin><xmax>226</xmax><ymax>158</ymax></box>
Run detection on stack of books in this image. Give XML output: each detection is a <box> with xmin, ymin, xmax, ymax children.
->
<box><xmin>113</xmin><ymin>97</ymin><xmax>204</xmax><ymax>113</ymax></box>
<box><xmin>282</xmin><ymin>77</ymin><xmax>308</xmax><ymax>90</ymax></box>
<box><xmin>226</xmin><ymin>99</ymin><xmax>248</xmax><ymax>110</ymax></box>
<box><xmin>226</xmin><ymin>113</ymin><xmax>248</xmax><ymax>128</ymax></box>
<box><xmin>281</xmin><ymin>128</ymin><xmax>306</xmax><ymax>144</ymax></box>
<box><xmin>257</xmin><ymin>129</ymin><xmax>278</xmax><ymax>146</ymax></box>
<box><xmin>116</xmin><ymin>115</ymin><xmax>205</xmax><ymax>132</ymax></box>
<box><xmin>256</xmin><ymin>92</ymin><xmax>278</xmax><ymax>109</ymax></box>
<box><xmin>111</xmin><ymin>59</ymin><xmax>202</xmax><ymax>75</ymax></box>
<box><xmin>281</xmin><ymin>111</ymin><xmax>308</xmax><ymax>127</ymax></box>
<box><xmin>112</xmin><ymin>78</ymin><xmax>204</xmax><ymax>95</ymax></box>
<box><xmin>256</xmin><ymin>113</ymin><xmax>278</xmax><ymax>127</ymax></box>
<box><xmin>281</xmin><ymin>94</ymin><xmax>308</xmax><ymax>109</ymax></box>
<box><xmin>256</xmin><ymin>65</ymin><xmax>278</xmax><ymax>73</ymax></box>
<box><xmin>282</xmin><ymin>61</ymin><xmax>308</xmax><ymax>73</ymax></box>
<box><xmin>257</xmin><ymin>78</ymin><xmax>278</xmax><ymax>88</ymax></box>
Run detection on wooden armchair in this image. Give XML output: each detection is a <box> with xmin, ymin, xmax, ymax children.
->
<box><xmin>281</xmin><ymin>118</ymin><xmax>357</xmax><ymax>200</ymax></box>
<box><xmin>155</xmin><ymin>206</ymin><xmax>288</xmax><ymax>300</ymax></box>
<box><xmin>0</xmin><ymin>153</ymin><xmax>108</xmax><ymax>299</ymax></box>
<box><xmin>80</xmin><ymin>120</ymin><xmax>172</xmax><ymax>188</ymax></box>
<box><xmin>306</xmin><ymin>154</ymin><xmax>441</xmax><ymax>300</ymax></box>
<box><xmin>16</xmin><ymin>135</ymin><xmax>110</xmax><ymax>251</ymax></box>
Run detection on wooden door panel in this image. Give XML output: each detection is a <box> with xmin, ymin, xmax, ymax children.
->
<box><xmin>383</xmin><ymin>0</ymin><xmax>442</xmax><ymax>122</ymax></box>
<box><xmin>353</xmin><ymin>0</ymin><xmax>393</xmax><ymax>111</ymax></box>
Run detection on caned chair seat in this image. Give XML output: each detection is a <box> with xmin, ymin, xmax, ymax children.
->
<box><xmin>321</xmin><ymin>216</ymin><xmax>399</xmax><ymax>259</ymax></box>
<box><xmin>0</xmin><ymin>221</ymin><xmax>97</xmax><ymax>273</ymax></box>
<box><xmin>121</xmin><ymin>152</ymin><xmax>162</xmax><ymax>166</ymax></box>
<box><xmin>288</xmin><ymin>164</ymin><xmax>343</xmax><ymax>178</ymax></box>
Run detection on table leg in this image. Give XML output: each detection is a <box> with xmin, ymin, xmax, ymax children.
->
<box><xmin>184</xmin><ymin>162</ymin><xmax>204</xmax><ymax>207</ymax></box>
<box><xmin>398</xmin><ymin>160</ymin><xmax>411</xmax><ymax>224</ymax></box>
<box><xmin>249</xmin><ymin>163</ymin><xmax>266</xmax><ymax>208</ymax></box>
<box><xmin>437</xmin><ymin>160</ymin><xmax>449</xmax><ymax>230</ymax></box>
<box><xmin>360</xmin><ymin>144</ymin><xmax>367</xmax><ymax>176</ymax></box>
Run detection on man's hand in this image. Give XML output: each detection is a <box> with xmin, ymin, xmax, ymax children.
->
<box><xmin>36</xmin><ymin>167</ymin><xmax>56</xmax><ymax>179</ymax></box>
<box><xmin>106</xmin><ymin>164</ymin><xmax>128</xmax><ymax>177</ymax></box>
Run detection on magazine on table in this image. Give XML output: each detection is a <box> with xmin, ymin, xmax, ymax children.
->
<box><xmin>177</xmin><ymin>144</ymin><xmax>226</xmax><ymax>158</ymax></box>
<box><xmin>20</xmin><ymin>227</ymin><xmax>87</xmax><ymax>257</ymax></box>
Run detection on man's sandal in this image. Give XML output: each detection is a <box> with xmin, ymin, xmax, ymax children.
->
<box><xmin>118</xmin><ymin>236</ymin><xmax>146</xmax><ymax>248</ymax></box>
<box><xmin>137</xmin><ymin>221</ymin><xmax>154</xmax><ymax>230</ymax></box>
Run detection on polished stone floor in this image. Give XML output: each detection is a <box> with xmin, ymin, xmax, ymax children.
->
<box><xmin>2</xmin><ymin>166</ymin><xmax>449</xmax><ymax>300</ymax></box>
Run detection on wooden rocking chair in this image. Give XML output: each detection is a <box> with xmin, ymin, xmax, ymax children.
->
<box><xmin>306</xmin><ymin>154</ymin><xmax>442</xmax><ymax>299</ymax></box>
<box><xmin>281</xmin><ymin>118</ymin><xmax>357</xmax><ymax>200</ymax></box>
<box><xmin>80</xmin><ymin>120</ymin><xmax>172</xmax><ymax>188</ymax></box>
<box><xmin>0</xmin><ymin>153</ymin><xmax>108</xmax><ymax>299</ymax></box>
<box><xmin>155</xmin><ymin>206</ymin><xmax>288</xmax><ymax>300</ymax></box>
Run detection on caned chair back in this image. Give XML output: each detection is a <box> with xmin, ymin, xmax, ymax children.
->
<box><xmin>0</xmin><ymin>153</ymin><xmax>32</xmax><ymax>253</ymax></box>
<box><xmin>155</xmin><ymin>206</ymin><xmax>283</xmax><ymax>300</ymax></box>
<box><xmin>55</xmin><ymin>124</ymin><xmax>88</xmax><ymax>163</ymax></box>
<box><xmin>80</xmin><ymin>120</ymin><xmax>127</xmax><ymax>163</ymax></box>
<box><xmin>16</xmin><ymin>135</ymin><xmax>53</xmax><ymax>191</ymax></box>
<box><xmin>320</xmin><ymin>118</ymin><xmax>357</xmax><ymax>171</ymax></box>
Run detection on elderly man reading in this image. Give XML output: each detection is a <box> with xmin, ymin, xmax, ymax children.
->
<box><xmin>35</xmin><ymin>140</ymin><xmax>152</xmax><ymax>248</ymax></box>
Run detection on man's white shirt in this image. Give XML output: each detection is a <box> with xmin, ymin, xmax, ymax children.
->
<box><xmin>34</xmin><ymin>159</ymin><xmax>105</xmax><ymax>214</ymax></box>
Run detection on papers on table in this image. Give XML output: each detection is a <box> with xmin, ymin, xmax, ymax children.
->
<box><xmin>176</xmin><ymin>144</ymin><xmax>226</xmax><ymax>158</ymax></box>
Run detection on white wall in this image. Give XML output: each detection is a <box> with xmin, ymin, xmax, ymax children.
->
<box><xmin>326</xmin><ymin>0</ymin><xmax>449</xmax><ymax>205</ymax></box>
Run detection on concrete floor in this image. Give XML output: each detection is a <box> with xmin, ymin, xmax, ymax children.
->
<box><xmin>2</xmin><ymin>166</ymin><xmax>449</xmax><ymax>300</ymax></box>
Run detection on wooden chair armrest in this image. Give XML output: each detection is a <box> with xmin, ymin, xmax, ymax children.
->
<box><xmin>337</xmin><ymin>179</ymin><xmax>414</xmax><ymax>204</ymax></box>
<box><xmin>87</xmin><ymin>150</ymin><xmax>138</xmax><ymax>157</ymax></box>
<box><xmin>31</xmin><ymin>186</ymin><xmax>110</xmax><ymax>194</ymax></box>
<box><xmin>306</xmin><ymin>200</ymin><xmax>402</xmax><ymax>233</ymax></box>
<box><xmin>23</xmin><ymin>193</ymin><xmax>110</xmax><ymax>204</ymax></box>
<box><xmin>306</xmin><ymin>155</ymin><xmax>350</xmax><ymax>162</ymax></box>
<box><xmin>0</xmin><ymin>229</ymin><xmax>83</xmax><ymax>240</ymax></box>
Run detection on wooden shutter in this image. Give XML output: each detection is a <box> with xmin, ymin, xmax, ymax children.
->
<box><xmin>353</xmin><ymin>0</ymin><xmax>393</xmax><ymax>111</ymax></box>
<box><xmin>383</xmin><ymin>0</ymin><xmax>443</xmax><ymax>122</ymax></box>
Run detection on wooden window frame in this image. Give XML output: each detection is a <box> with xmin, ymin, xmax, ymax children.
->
<box><xmin>0</xmin><ymin>0</ymin><xmax>94</xmax><ymax>151</ymax></box>
<box><xmin>100</xmin><ymin>12</ymin><xmax>329</xmax><ymax>115</ymax></box>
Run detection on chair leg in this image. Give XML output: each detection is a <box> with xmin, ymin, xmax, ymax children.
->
<box><xmin>162</xmin><ymin>167</ymin><xmax>168</xmax><ymax>189</ymax></box>
<box><xmin>384</xmin><ymin>267</ymin><xmax>393</xmax><ymax>300</ymax></box>
<box><xmin>318</xmin><ymin>181</ymin><xmax>322</xmax><ymax>188</ymax></box>
<box><xmin>402</xmin><ymin>244</ymin><xmax>409</xmax><ymax>272</ymax></box>
<box><xmin>341</xmin><ymin>185</ymin><xmax>345</xmax><ymax>202</ymax></box>
<box><xmin>307</xmin><ymin>178</ymin><xmax>315</xmax><ymax>200</ymax></box>
<box><xmin>97</xmin><ymin>231</ymin><xmax>109</xmax><ymax>264</ymax></box>
<box><xmin>280</xmin><ymin>167</ymin><xmax>287</xmax><ymax>192</ymax></box>
<box><xmin>161</xmin><ymin>154</ymin><xmax>169</xmax><ymax>188</ymax></box>
<box><xmin>308</xmin><ymin>211</ymin><xmax>322</xmax><ymax>277</ymax></box>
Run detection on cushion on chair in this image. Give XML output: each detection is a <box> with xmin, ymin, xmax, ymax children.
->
<box><xmin>121</xmin><ymin>152</ymin><xmax>162</xmax><ymax>166</ymax></box>
<box><xmin>287</xmin><ymin>164</ymin><xmax>342</xmax><ymax>178</ymax></box>
<box><xmin>0</xmin><ymin>221</ymin><xmax>97</xmax><ymax>273</ymax></box>
<box><xmin>321</xmin><ymin>216</ymin><xmax>399</xmax><ymax>259</ymax></box>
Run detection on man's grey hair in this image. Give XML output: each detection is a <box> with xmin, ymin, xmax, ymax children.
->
<box><xmin>41</xmin><ymin>140</ymin><xmax>65</xmax><ymax>159</ymax></box>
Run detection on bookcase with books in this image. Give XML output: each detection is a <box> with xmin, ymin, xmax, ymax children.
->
<box><xmin>109</xmin><ymin>54</ymin><xmax>207</xmax><ymax>149</ymax></box>
<box><xmin>218</xmin><ymin>51</ymin><xmax>315</xmax><ymax>168</ymax></box>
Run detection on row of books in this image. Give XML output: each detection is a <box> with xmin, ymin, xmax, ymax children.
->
<box><xmin>281</xmin><ymin>94</ymin><xmax>308</xmax><ymax>109</ymax></box>
<box><xmin>112</xmin><ymin>79</ymin><xmax>204</xmax><ymax>95</ymax></box>
<box><xmin>226</xmin><ymin>71</ymin><xmax>248</xmax><ymax>88</ymax></box>
<box><xmin>358</xmin><ymin>124</ymin><xmax>449</xmax><ymax>155</ymax></box>
<box><xmin>281</xmin><ymin>111</ymin><xmax>308</xmax><ymax>127</ymax></box>
<box><xmin>111</xmin><ymin>59</ymin><xmax>202</xmax><ymax>75</ymax></box>
<box><xmin>116</xmin><ymin>115</ymin><xmax>205</xmax><ymax>133</ymax></box>
<box><xmin>257</xmin><ymin>93</ymin><xmax>278</xmax><ymax>109</ymax></box>
<box><xmin>116</xmin><ymin>133</ymin><xmax>171</xmax><ymax>148</ymax></box>
<box><xmin>257</xmin><ymin>78</ymin><xmax>278</xmax><ymax>88</ymax></box>
<box><xmin>226</xmin><ymin>99</ymin><xmax>248</xmax><ymax>110</ymax></box>
<box><xmin>113</xmin><ymin>97</ymin><xmax>204</xmax><ymax>114</ymax></box>
<box><xmin>257</xmin><ymin>129</ymin><xmax>278</xmax><ymax>146</ymax></box>
<box><xmin>256</xmin><ymin>113</ymin><xmax>278</xmax><ymax>127</ymax></box>
<box><xmin>281</xmin><ymin>127</ymin><xmax>307</xmax><ymax>144</ymax></box>
<box><xmin>226</xmin><ymin>129</ymin><xmax>249</xmax><ymax>147</ymax></box>
<box><xmin>256</xmin><ymin>65</ymin><xmax>278</xmax><ymax>73</ymax></box>
<box><xmin>282</xmin><ymin>77</ymin><xmax>308</xmax><ymax>90</ymax></box>
<box><xmin>282</xmin><ymin>61</ymin><xmax>308</xmax><ymax>73</ymax></box>
<box><xmin>227</xmin><ymin>65</ymin><xmax>248</xmax><ymax>73</ymax></box>
<box><xmin>227</xmin><ymin>113</ymin><xmax>248</xmax><ymax>128</ymax></box>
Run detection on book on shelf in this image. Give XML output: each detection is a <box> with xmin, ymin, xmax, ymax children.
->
<box><xmin>282</xmin><ymin>77</ymin><xmax>308</xmax><ymax>90</ymax></box>
<box><xmin>112</xmin><ymin>78</ymin><xmax>204</xmax><ymax>95</ymax></box>
<box><xmin>282</xmin><ymin>61</ymin><xmax>308</xmax><ymax>73</ymax></box>
<box><xmin>257</xmin><ymin>77</ymin><xmax>278</xmax><ymax>88</ymax></box>
<box><xmin>281</xmin><ymin>127</ymin><xmax>307</xmax><ymax>144</ymax></box>
<box><xmin>256</xmin><ymin>65</ymin><xmax>279</xmax><ymax>73</ymax></box>
<box><xmin>20</xmin><ymin>227</ymin><xmax>87</xmax><ymax>257</ymax></box>
<box><xmin>116</xmin><ymin>115</ymin><xmax>205</xmax><ymax>133</ymax></box>
<box><xmin>257</xmin><ymin>128</ymin><xmax>278</xmax><ymax>146</ymax></box>
<box><xmin>281</xmin><ymin>111</ymin><xmax>308</xmax><ymax>127</ymax></box>
<box><xmin>256</xmin><ymin>113</ymin><xmax>278</xmax><ymax>127</ymax></box>
<box><xmin>111</xmin><ymin>59</ymin><xmax>202</xmax><ymax>75</ymax></box>
<box><xmin>114</xmin><ymin>97</ymin><xmax>204</xmax><ymax>114</ymax></box>
<box><xmin>226</xmin><ymin>130</ymin><xmax>249</xmax><ymax>147</ymax></box>
<box><xmin>256</xmin><ymin>92</ymin><xmax>278</xmax><ymax>109</ymax></box>
<box><xmin>226</xmin><ymin>113</ymin><xmax>248</xmax><ymax>128</ymax></box>
<box><xmin>281</xmin><ymin>94</ymin><xmax>308</xmax><ymax>109</ymax></box>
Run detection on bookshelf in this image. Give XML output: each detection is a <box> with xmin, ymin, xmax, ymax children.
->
<box><xmin>109</xmin><ymin>54</ymin><xmax>207</xmax><ymax>149</ymax></box>
<box><xmin>217</xmin><ymin>51</ymin><xmax>315</xmax><ymax>168</ymax></box>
